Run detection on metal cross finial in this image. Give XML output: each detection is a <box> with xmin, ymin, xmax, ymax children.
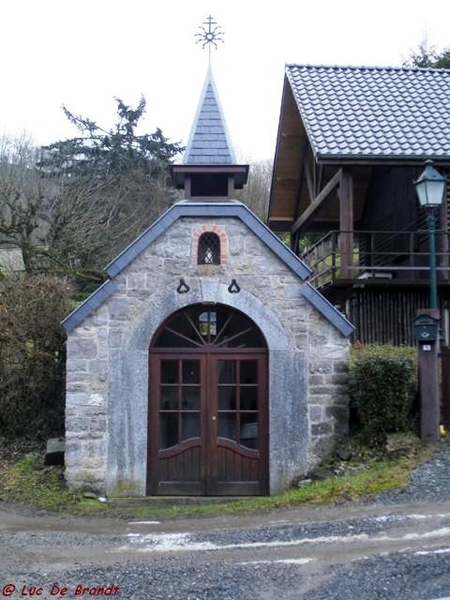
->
<box><xmin>195</xmin><ymin>15</ymin><xmax>224</xmax><ymax>65</ymax></box>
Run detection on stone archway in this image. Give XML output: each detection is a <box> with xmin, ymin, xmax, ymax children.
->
<box><xmin>147</xmin><ymin>303</ymin><xmax>269</xmax><ymax>496</ymax></box>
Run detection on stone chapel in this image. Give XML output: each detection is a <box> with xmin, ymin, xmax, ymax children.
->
<box><xmin>62</xmin><ymin>68</ymin><xmax>354</xmax><ymax>497</ymax></box>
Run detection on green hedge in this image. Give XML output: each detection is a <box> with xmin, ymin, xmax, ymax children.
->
<box><xmin>350</xmin><ymin>346</ymin><xmax>417</xmax><ymax>446</ymax></box>
<box><xmin>0</xmin><ymin>275</ymin><xmax>73</xmax><ymax>440</ymax></box>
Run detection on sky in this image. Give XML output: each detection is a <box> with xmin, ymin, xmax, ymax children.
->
<box><xmin>1</xmin><ymin>0</ymin><xmax>450</xmax><ymax>161</ymax></box>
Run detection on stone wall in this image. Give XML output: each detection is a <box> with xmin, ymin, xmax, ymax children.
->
<box><xmin>65</xmin><ymin>215</ymin><xmax>350</xmax><ymax>495</ymax></box>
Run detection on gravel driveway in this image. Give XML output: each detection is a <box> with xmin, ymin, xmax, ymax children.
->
<box><xmin>375</xmin><ymin>437</ymin><xmax>450</xmax><ymax>505</ymax></box>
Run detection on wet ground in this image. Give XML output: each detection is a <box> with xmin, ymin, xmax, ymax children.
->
<box><xmin>1</xmin><ymin>499</ymin><xmax>450</xmax><ymax>599</ymax></box>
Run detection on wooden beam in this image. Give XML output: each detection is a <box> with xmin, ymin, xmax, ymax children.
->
<box><xmin>293</xmin><ymin>139</ymin><xmax>309</xmax><ymax>222</ymax></box>
<box><xmin>440</xmin><ymin>171</ymin><xmax>449</xmax><ymax>281</ymax></box>
<box><xmin>418</xmin><ymin>309</ymin><xmax>440</xmax><ymax>443</ymax></box>
<box><xmin>304</xmin><ymin>156</ymin><xmax>314</xmax><ymax>203</ymax></box>
<box><xmin>291</xmin><ymin>168</ymin><xmax>342</xmax><ymax>234</ymax></box>
<box><xmin>338</xmin><ymin>168</ymin><xmax>354</xmax><ymax>278</ymax></box>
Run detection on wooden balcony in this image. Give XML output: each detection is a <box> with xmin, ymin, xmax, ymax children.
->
<box><xmin>301</xmin><ymin>230</ymin><xmax>450</xmax><ymax>289</ymax></box>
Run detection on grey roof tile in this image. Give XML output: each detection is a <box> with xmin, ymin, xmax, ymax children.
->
<box><xmin>183</xmin><ymin>69</ymin><xmax>236</xmax><ymax>165</ymax></box>
<box><xmin>286</xmin><ymin>64</ymin><xmax>450</xmax><ymax>160</ymax></box>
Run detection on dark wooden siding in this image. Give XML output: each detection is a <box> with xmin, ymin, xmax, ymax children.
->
<box><xmin>359</xmin><ymin>166</ymin><xmax>422</xmax><ymax>232</ymax></box>
<box><xmin>349</xmin><ymin>288</ymin><xmax>446</xmax><ymax>346</ymax></box>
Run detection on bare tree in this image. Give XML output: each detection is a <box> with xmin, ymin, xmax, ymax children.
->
<box><xmin>44</xmin><ymin>171</ymin><xmax>176</xmax><ymax>280</ymax></box>
<box><xmin>235</xmin><ymin>158</ymin><xmax>273</xmax><ymax>220</ymax></box>
<box><xmin>0</xmin><ymin>135</ymin><xmax>50</xmax><ymax>271</ymax></box>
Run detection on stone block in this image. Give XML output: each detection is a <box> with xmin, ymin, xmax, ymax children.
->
<box><xmin>89</xmin><ymin>416</ymin><xmax>107</xmax><ymax>433</ymax></box>
<box><xmin>66</xmin><ymin>372</ymin><xmax>88</xmax><ymax>387</ymax></box>
<box><xmin>108</xmin><ymin>327</ymin><xmax>124</xmax><ymax>348</ymax></box>
<box><xmin>309</xmin><ymin>361</ymin><xmax>333</xmax><ymax>374</ymax></box>
<box><xmin>89</xmin><ymin>360</ymin><xmax>108</xmax><ymax>383</ymax></box>
<box><xmin>295</xmin><ymin>334</ymin><xmax>308</xmax><ymax>348</ymax></box>
<box><xmin>66</xmin><ymin>392</ymin><xmax>90</xmax><ymax>407</ymax></box>
<box><xmin>308</xmin><ymin>435</ymin><xmax>336</xmax><ymax>468</ymax></box>
<box><xmin>87</xmin><ymin>393</ymin><xmax>105</xmax><ymax>407</ymax></box>
<box><xmin>309</xmin><ymin>331</ymin><xmax>329</xmax><ymax>347</ymax></box>
<box><xmin>66</xmin><ymin>469</ymin><xmax>105</xmax><ymax>493</ymax></box>
<box><xmin>331</xmin><ymin>373</ymin><xmax>349</xmax><ymax>385</ymax></box>
<box><xmin>65</xmin><ymin>416</ymin><xmax>90</xmax><ymax>436</ymax></box>
<box><xmin>309</xmin><ymin>405</ymin><xmax>323</xmax><ymax>422</ymax></box>
<box><xmin>309</xmin><ymin>375</ymin><xmax>324</xmax><ymax>386</ymax></box>
<box><xmin>84</xmin><ymin>440</ymin><xmax>107</xmax><ymax>458</ymax></box>
<box><xmin>326</xmin><ymin>404</ymin><xmax>349</xmax><ymax>423</ymax></box>
<box><xmin>310</xmin><ymin>386</ymin><xmax>333</xmax><ymax>396</ymax></box>
<box><xmin>307</xmin><ymin>394</ymin><xmax>332</xmax><ymax>405</ymax></box>
<box><xmin>333</xmin><ymin>360</ymin><xmax>350</xmax><ymax>373</ymax></box>
<box><xmin>311</xmin><ymin>422</ymin><xmax>332</xmax><ymax>436</ymax></box>
<box><xmin>127</xmin><ymin>272</ymin><xmax>146</xmax><ymax>290</ymax></box>
<box><xmin>45</xmin><ymin>438</ymin><xmax>65</xmax><ymax>466</ymax></box>
<box><xmin>91</xmin><ymin>311</ymin><xmax>109</xmax><ymax>327</ymax></box>
<box><xmin>68</xmin><ymin>359</ymin><xmax>89</xmax><ymax>373</ymax></box>
<box><xmin>68</xmin><ymin>338</ymin><xmax>97</xmax><ymax>359</ymax></box>
<box><xmin>108</xmin><ymin>298</ymin><xmax>129</xmax><ymax>321</ymax></box>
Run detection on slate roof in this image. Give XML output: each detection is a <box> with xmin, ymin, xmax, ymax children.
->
<box><xmin>286</xmin><ymin>64</ymin><xmax>450</xmax><ymax>160</ymax></box>
<box><xmin>183</xmin><ymin>68</ymin><xmax>236</xmax><ymax>165</ymax></box>
<box><xmin>61</xmin><ymin>200</ymin><xmax>354</xmax><ymax>337</ymax></box>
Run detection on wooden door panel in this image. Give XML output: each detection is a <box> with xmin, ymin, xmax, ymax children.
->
<box><xmin>148</xmin><ymin>350</ymin><xmax>268</xmax><ymax>496</ymax></box>
<box><xmin>214</xmin><ymin>441</ymin><xmax>261</xmax><ymax>495</ymax></box>
<box><xmin>208</xmin><ymin>355</ymin><xmax>268</xmax><ymax>496</ymax></box>
<box><xmin>156</xmin><ymin>442</ymin><xmax>202</xmax><ymax>495</ymax></box>
<box><xmin>148</xmin><ymin>355</ymin><xmax>205</xmax><ymax>495</ymax></box>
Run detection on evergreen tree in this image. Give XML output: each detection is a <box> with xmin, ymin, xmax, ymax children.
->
<box><xmin>38</xmin><ymin>97</ymin><xmax>183</xmax><ymax>285</ymax></box>
<box><xmin>403</xmin><ymin>37</ymin><xmax>450</xmax><ymax>68</ymax></box>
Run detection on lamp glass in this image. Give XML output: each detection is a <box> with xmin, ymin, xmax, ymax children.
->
<box><xmin>414</xmin><ymin>161</ymin><xmax>446</xmax><ymax>207</ymax></box>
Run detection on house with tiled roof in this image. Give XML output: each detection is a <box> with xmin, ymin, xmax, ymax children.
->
<box><xmin>269</xmin><ymin>64</ymin><xmax>450</xmax><ymax>345</ymax></box>
<box><xmin>63</xmin><ymin>68</ymin><xmax>353</xmax><ymax>497</ymax></box>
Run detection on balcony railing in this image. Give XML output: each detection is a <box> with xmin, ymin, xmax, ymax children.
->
<box><xmin>301</xmin><ymin>230</ymin><xmax>450</xmax><ymax>288</ymax></box>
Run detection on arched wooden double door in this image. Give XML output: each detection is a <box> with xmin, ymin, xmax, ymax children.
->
<box><xmin>147</xmin><ymin>304</ymin><xmax>268</xmax><ymax>496</ymax></box>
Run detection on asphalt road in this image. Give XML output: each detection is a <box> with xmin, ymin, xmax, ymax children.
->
<box><xmin>1</xmin><ymin>500</ymin><xmax>450</xmax><ymax>599</ymax></box>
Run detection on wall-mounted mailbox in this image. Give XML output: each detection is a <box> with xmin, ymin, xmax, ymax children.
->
<box><xmin>413</xmin><ymin>314</ymin><xmax>439</xmax><ymax>343</ymax></box>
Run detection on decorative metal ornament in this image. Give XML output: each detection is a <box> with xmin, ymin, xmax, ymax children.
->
<box><xmin>177</xmin><ymin>278</ymin><xmax>190</xmax><ymax>294</ymax></box>
<box><xmin>228</xmin><ymin>279</ymin><xmax>240</xmax><ymax>294</ymax></box>
<box><xmin>195</xmin><ymin>15</ymin><xmax>224</xmax><ymax>64</ymax></box>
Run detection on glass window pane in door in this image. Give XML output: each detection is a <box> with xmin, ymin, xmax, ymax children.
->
<box><xmin>218</xmin><ymin>414</ymin><xmax>237</xmax><ymax>441</ymax></box>
<box><xmin>218</xmin><ymin>360</ymin><xmax>236</xmax><ymax>383</ymax></box>
<box><xmin>239</xmin><ymin>416</ymin><xmax>258</xmax><ymax>449</ymax></box>
<box><xmin>181</xmin><ymin>414</ymin><xmax>200</xmax><ymax>441</ymax></box>
<box><xmin>240</xmin><ymin>360</ymin><xmax>258</xmax><ymax>384</ymax></box>
<box><xmin>160</xmin><ymin>360</ymin><xmax>178</xmax><ymax>383</ymax></box>
<box><xmin>182</xmin><ymin>360</ymin><xmax>200</xmax><ymax>384</ymax></box>
<box><xmin>160</xmin><ymin>386</ymin><xmax>178</xmax><ymax>410</ymax></box>
<box><xmin>240</xmin><ymin>386</ymin><xmax>258</xmax><ymax>410</ymax></box>
<box><xmin>160</xmin><ymin>413</ymin><xmax>179</xmax><ymax>449</ymax></box>
<box><xmin>218</xmin><ymin>386</ymin><xmax>236</xmax><ymax>410</ymax></box>
<box><xmin>182</xmin><ymin>386</ymin><xmax>200</xmax><ymax>410</ymax></box>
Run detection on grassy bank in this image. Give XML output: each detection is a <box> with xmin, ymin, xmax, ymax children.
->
<box><xmin>0</xmin><ymin>434</ymin><xmax>437</xmax><ymax>519</ymax></box>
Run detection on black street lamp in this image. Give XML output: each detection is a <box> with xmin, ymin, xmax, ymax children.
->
<box><xmin>414</xmin><ymin>160</ymin><xmax>446</xmax><ymax>309</ymax></box>
<box><xmin>414</xmin><ymin>160</ymin><xmax>446</xmax><ymax>443</ymax></box>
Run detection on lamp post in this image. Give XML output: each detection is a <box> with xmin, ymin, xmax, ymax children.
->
<box><xmin>413</xmin><ymin>159</ymin><xmax>446</xmax><ymax>443</ymax></box>
<box><xmin>414</xmin><ymin>159</ymin><xmax>446</xmax><ymax>308</ymax></box>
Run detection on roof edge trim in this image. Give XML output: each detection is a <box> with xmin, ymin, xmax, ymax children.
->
<box><xmin>300</xmin><ymin>282</ymin><xmax>355</xmax><ymax>337</ymax></box>
<box><xmin>61</xmin><ymin>280</ymin><xmax>117</xmax><ymax>333</ymax></box>
<box><xmin>106</xmin><ymin>201</ymin><xmax>312</xmax><ymax>280</ymax></box>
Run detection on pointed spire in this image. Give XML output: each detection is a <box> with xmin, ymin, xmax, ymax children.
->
<box><xmin>183</xmin><ymin>68</ymin><xmax>236</xmax><ymax>166</ymax></box>
<box><xmin>171</xmin><ymin>67</ymin><xmax>248</xmax><ymax>199</ymax></box>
